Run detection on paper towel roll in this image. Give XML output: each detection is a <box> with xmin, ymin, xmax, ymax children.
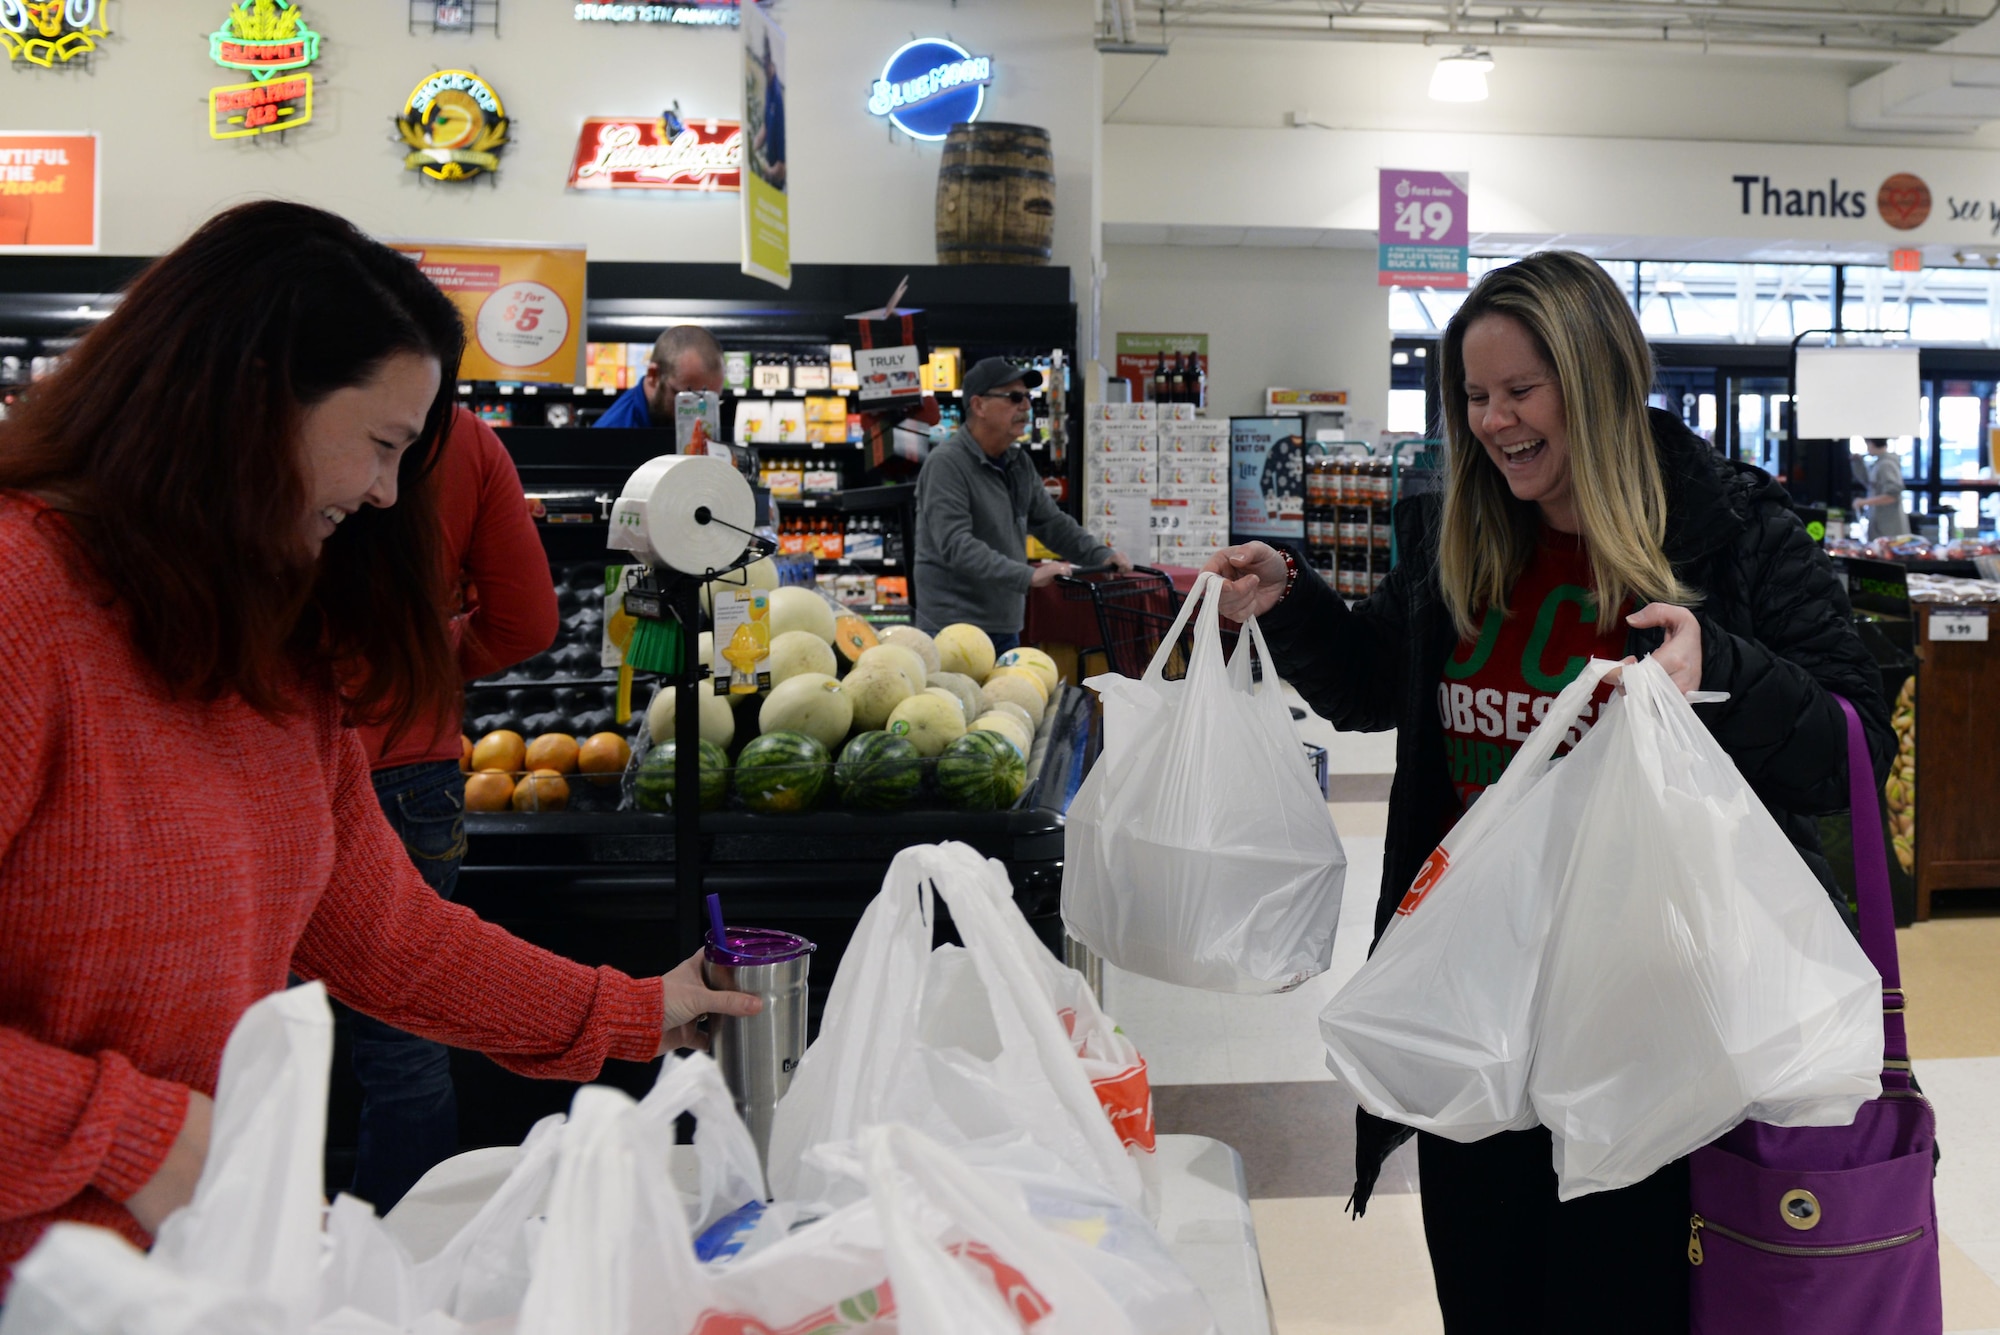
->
<box><xmin>608</xmin><ymin>453</ymin><xmax>757</xmax><ymax>575</ymax></box>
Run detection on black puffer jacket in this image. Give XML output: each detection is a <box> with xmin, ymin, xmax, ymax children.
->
<box><xmin>1259</xmin><ymin>409</ymin><xmax>1895</xmax><ymax>1213</ymax></box>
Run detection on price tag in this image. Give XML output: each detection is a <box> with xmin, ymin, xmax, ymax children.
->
<box><xmin>474</xmin><ymin>282</ymin><xmax>570</xmax><ymax>369</ymax></box>
<box><xmin>1149</xmin><ymin>501</ymin><xmax>1186</xmax><ymax>533</ymax></box>
<box><xmin>1929</xmin><ymin>607</ymin><xmax>1990</xmax><ymax>642</ymax></box>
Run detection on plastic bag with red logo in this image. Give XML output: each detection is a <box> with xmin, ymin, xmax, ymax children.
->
<box><xmin>767</xmin><ymin>842</ymin><xmax>1153</xmax><ymax>1218</ymax></box>
<box><xmin>1317</xmin><ymin>659</ymin><xmax>1622</xmax><ymax>1142</ymax></box>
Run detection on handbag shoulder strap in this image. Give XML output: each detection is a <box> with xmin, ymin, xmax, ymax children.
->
<box><xmin>1833</xmin><ymin>693</ymin><xmax>1910</xmax><ymax>1086</ymax></box>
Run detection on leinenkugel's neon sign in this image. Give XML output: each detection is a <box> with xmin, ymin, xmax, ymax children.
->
<box><xmin>3</xmin><ymin>0</ymin><xmax>110</xmax><ymax>67</ymax></box>
<box><xmin>207</xmin><ymin>0</ymin><xmax>320</xmax><ymax>139</ymax></box>
<box><xmin>866</xmin><ymin>38</ymin><xmax>992</xmax><ymax>142</ymax></box>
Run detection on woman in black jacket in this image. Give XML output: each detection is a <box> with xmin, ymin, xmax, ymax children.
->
<box><xmin>1204</xmin><ymin>251</ymin><xmax>1892</xmax><ymax>1334</ymax></box>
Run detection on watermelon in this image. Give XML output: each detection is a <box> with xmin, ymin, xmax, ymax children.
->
<box><xmin>733</xmin><ymin>730</ymin><xmax>830</xmax><ymax>814</ymax></box>
<box><xmin>936</xmin><ymin>730</ymin><xmax>1027</xmax><ymax>811</ymax></box>
<box><xmin>634</xmin><ymin>738</ymin><xmax>729</xmax><ymax>812</ymax></box>
<box><xmin>835</xmin><ymin>731</ymin><xmax>923</xmax><ymax>810</ymax></box>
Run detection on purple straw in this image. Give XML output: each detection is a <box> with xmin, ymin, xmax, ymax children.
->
<box><xmin>706</xmin><ymin>892</ymin><xmax>728</xmax><ymax>952</ymax></box>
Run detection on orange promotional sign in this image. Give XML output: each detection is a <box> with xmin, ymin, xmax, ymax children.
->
<box><xmin>388</xmin><ymin>239</ymin><xmax>587</xmax><ymax>383</ymax></box>
<box><xmin>0</xmin><ymin>132</ymin><xmax>98</xmax><ymax>250</ymax></box>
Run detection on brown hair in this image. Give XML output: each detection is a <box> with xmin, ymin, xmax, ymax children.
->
<box><xmin>0</xmin><ymin>200</ymin><xmax>467</xmax><ymax>740</ymax></box>
<box><xmin>1436</xmin><ymin>251</ymin><xmax>1694</xmax><ymax>640</ymax></box>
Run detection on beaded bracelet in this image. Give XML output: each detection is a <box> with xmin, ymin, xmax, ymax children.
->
<box><xmin>1277</xmin><ymin>547</ymin><xmax>1301</xmax><ymax>603</ymax></box>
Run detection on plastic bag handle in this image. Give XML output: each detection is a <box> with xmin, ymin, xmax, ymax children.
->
<box><xmin>1227</xmin><ymin>614</ymin><xmax>1281</xmax><ymax>697</ymax></box>
<box><xmin>1474</xmin><ymin>658</ymin><xmax>1622</xmax><ymax>808</ymax></box>
<box><xmin>1141</xmin><ymin>571</ymin><xmax>1222</xmax><ymax>685</ymax></box>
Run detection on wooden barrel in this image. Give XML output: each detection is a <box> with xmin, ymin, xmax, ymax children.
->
<box><xmin>935</xmin><ymin>122</ymin><xmax>1055</xmax><ymax>266</ymax></box>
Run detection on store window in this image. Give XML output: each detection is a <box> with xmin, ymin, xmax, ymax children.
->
<box><xmin>1842</xmin><ymin>266</ymin><xmax>2000</xmax><ymax>345</ymax></box>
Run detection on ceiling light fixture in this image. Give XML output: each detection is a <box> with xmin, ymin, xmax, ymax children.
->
<box><xmin>1429</xmin><ymin>47</ymin><xmax>1494</xmax><ymax>103</ymax></box>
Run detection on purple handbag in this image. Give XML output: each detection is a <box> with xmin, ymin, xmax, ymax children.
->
<box><xmin>1687</xmin><ymin>694</ymin><xmax>1942</xmax><ymax>1334</ymax></box>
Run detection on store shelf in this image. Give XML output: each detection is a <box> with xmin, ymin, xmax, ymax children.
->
<box><xmin>814</xmin><ymin>557</ymin><xmax>902</xmax><ymax>569</ymax></box>
<box><xmin>773</xmin><ymin>485</ymin><xmax>915</xmax><ymax>513</ymax></box>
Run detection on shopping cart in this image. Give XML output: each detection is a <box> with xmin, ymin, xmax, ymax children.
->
<box><xmin>1057</xmin><ymin>564</ymin><xmax>1217</xmax><ymax>681</ymax></box>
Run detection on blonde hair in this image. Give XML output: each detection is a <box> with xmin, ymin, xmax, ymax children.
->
<box><xmin>1436</xmin><ymin>251</ymin><xmax>1695</xmax><ymax>641</ymax></box>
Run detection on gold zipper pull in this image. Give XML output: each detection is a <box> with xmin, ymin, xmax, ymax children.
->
<box><xmin>1688</xmin><ymin>1215</ymin><xmax>1705</xmax><ymax>1266</ymax></box>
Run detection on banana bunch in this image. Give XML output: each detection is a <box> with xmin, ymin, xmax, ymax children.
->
<box><xmin>1885</xmin><ymin>676</ymin><xmax>1917</xmax><ymax>874</ymax></box>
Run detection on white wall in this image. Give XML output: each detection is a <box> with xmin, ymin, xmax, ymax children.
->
<box><xmin>10</xmin><ymin>0</ymin><xmax>1100</xmax><ymax>333</ymax></box>
<box><xmin>1101</xmin><ymin>242</ymin><xmax>1389</xmax><ymax>435</ymax></box>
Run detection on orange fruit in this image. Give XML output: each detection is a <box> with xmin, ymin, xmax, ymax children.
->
<box><xmin>464</xmin><ymin>769</ymin><xmax>514</xmax><ymax>811</ymax></box>
<box><xmin>471</xmin><ymin>729</ymin><xmax>526</xmax><ymax>774</ymax></box>
<box><xmin>511</xmin><ymin>768</ymin><xmax>570</xmax><ymax>812</ymax></box>
<box><xmin>577</xmin><ymin>731</ymin><xmax>632</xmax><ymax>784</ymax></box>
<box><xmin>525</xmin><ymin>732</ymin><xmax>580</xmax><ymax>775</ymax></box>
<box><xmin>459</xmin><ymin>734</ymin><xmax>474</xmax><ymax>774</ymax></box>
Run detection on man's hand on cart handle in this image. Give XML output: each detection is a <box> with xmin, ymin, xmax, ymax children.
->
<box><xmin>1205</xmin><ymin>544</ymin><xmax>1289</xmax><ymax>621</ymax></box>
<box><xmin>1029</xmin><ymin>561</ymin><xmax>1074</xmax><ymax>588</ymax></box>
<box><xmin>660</xmin><ymin>950</ymin><xmax>764</xmax><ymax>1055</ymax></box>
<box><xmin>1108</xmin><ymin>549</ymin><xmax>1135</xmax><ymax>574</ymax></box>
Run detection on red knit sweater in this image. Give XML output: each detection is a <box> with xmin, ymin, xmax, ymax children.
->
<box><xmin>358</xmin><ymin>409</ymin><xmax>558</xmax><ymax>769</ymax></box>
<box><xmin>0</xmin><ymin>492</ymin><xmax>663</xmax><ymax>1292</ymax></box>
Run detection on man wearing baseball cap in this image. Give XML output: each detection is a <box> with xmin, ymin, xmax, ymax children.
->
<box><xmin>913</xmin><ymin>357</ymin><xmax>1132</xmax><ymax>652</ymax></box>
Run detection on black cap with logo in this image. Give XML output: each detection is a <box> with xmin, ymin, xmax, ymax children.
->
<box><xmin>961</xmin><ymin>357</ymin><xmax>1043</xmax><ymax>398</ymax></box>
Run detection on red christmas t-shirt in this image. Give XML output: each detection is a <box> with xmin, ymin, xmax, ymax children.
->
<box><xmin>1438</xmin><ymin>528</ymin><xmax>1628</xmax><ymax>818</ymax></box>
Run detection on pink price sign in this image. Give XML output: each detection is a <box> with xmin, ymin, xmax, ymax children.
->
<box><xmin>1378</xmin><ymin>169</ymin><xmax>1469</xmax><ymax>289</ymax></box>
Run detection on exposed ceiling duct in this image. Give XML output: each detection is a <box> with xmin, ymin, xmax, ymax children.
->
<box><xmin>1849</xmin><ymin>11</ymin><xmax>2000</xmax><ymax>130</ymax></box>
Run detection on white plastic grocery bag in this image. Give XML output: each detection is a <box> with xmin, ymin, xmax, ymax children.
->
<box><xmin>0</xmin><ymin>984</ymin><xmax>337</xmax><ymax>1335</ymax></box>
<box><xmin>1529</xmin><ymin>657</ymin><xmax>1881</xmax><ymax>1199</ymax></box>
<box><xmin>1063</xmin><ymin>571</ymin><xmax>1346</xmax><ymax>994</ymax></box>
<box><xmin>767</xmin><ymin>842</ymin><xmax>1151</xmax><ymax>1214</ymax></box>
<box><xmin>1318</xmin><ymin>659</ymin><xmax>1621</xmax><ymax>1141</ymax></box>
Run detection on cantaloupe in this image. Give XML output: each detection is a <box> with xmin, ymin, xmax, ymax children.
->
<box><xmin>994</xmin><ymin>646</ymin><xmax>1060</xmax><ymax>696</ymax></box>
<box><xmin>879</xmin><ymin>625</ymin><xmax>941</xmax><ymax>676</ymax></box>
<box><xmin>925</xmin><ymin>685</ymin><xmax>969</xmax><ymax>721</ymax></box>
<box><xmin>768</xmin><ymin>629</ymin><xmax>837</xmax><ymax>686</ymax></box>
<box><xmin>698</xmin><ymin>557</ymin><xmax>779</xmax><ymax>617</ymax></box>
<box><xmin>927</xmin><ymin>671</ymin><xmax>985</xmax><ymax>725</ymax></box>
<box><xmin>886</xmin><ymin>691</ymin><xmax>967</xmax><ymax>758</ymax></box>
<box><xmin>971</xmin><ymin>712</ymin><xmax>1032</xmax><ymax>760</ymax></box>
<box><xmin>980</xmin><ymin>673</ymin><xmax>1046</xmax><ymax>728</ymax></box>
<box><xmin>759</xmin><ymin>673</ymin><xmax>853</xmax><ymax>752</ymax></box>
<box><xmin>984</xmin><ymin>666</ymin><xmax>1049</xmax><ymax>708</ymax></box>
<box><xmin>935</xmin><ymin>623</ymin><xmax>997</xmax><ymax>682</ymax></box>
<box><xmin>987</xmin><ymin>699</ymin><xmax>1036</xmax><ymax>738</ymax></box>
<box><xmin>768</xmin><ymin>585</ymin><xmax>837</xmax><ymax>643</ymax></box>
<box><xmin>647</xmin><ymin>682</ymin><xmax>736</xmax><ymax>748</ymax></box>
<box><xmin>843</xmin><ymin>664</ymin><xmax>915</xmax><ymax>731</ymax></box>
<box><xmin>858</xmin><ymin>643</ymin><xmax>927</xmax><ymax>694</ymax></box>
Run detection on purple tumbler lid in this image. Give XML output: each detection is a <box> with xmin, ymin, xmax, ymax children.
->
<box><xmin>705</xmin><ymin>927</ymin><xmax>817</xmax><ymax>967</ymax></box>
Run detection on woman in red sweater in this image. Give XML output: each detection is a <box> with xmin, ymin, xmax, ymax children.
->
<box><xmin>0</xmin><ymin>200</ymin><xmax>758</xmax><ymax>1292</ymax></box>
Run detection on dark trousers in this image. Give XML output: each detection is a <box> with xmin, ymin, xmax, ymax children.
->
<box><xmin>1417</xmin><ymin>1128</ymin><xmax>1690</xmax><ymax>1335</ymax></box>
<box><xmin>343</xmin><ymin>759</ymin><xmax>468</xmax><ymax>1214</ymax></box>
<box><xmin>989</xmin><ymin>631</ymin><xmax>1021</xmax><ymax>656</ymax></box>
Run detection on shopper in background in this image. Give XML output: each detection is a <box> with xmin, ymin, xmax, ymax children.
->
<box><xmin>344</xmin><ymin>405</ymin><xmax>558</xmax><ymax>1214</ymax></box>
<box><xmin>913</xmin><ymin>356</ymin><xmax>1132</xmax><ymax>654</ymax></box>
<box><xmin>592</xmin><ymin>324</ymin><xmax>725</xmax><ymax>430</ymax></box>
<box><xmin>1204</xmin><ymin>251</ymin><xmax>1891</xmax><ymax>1335</ymax></box>
<box><xmin>0</xmin><ymin>200</ymin><xmax>757</xmax><ymax>1292</ymax></box>
<box><xmin>1857</xmin><ymin>436</ymin><xmax>1912</xmax><ymax>539</ymax></box>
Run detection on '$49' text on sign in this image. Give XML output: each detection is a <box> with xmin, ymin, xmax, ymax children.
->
<box><xmin>1393</xmin><ymin>199</ymin><xmax>1456</xmax><ymax>242</ymax></box>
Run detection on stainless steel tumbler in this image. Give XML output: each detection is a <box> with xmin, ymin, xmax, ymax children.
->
<box><xmin>702</xmin><ymin>927</ymin><xmax>816</xmax><ymax>1171</ymax></box>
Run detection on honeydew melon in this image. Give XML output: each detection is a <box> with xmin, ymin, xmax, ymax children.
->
<box><xmin>980</xmin><ymin>674</ymin><xmax>1046</xmax><ymax>728</ymax></box>
<box><xmin>768</xmin><ymin>630</ymin><xmax>837</xmax><ymax>686</ymax></box>
<box><xmin>879</xmin><ymin>625</ymin><xmax>941</xmax><ymax>676</ymax></box>
<box><xmin>935</xmin><ymin>623</ymin><xmax>997</xmax><ymax>682</ymax></box>
<box><xmin>698</xmin><ymin>558</ymin><xmax>779</xmax><ymax>617</ymax></box>
<box><xmin>970</xmin><ymin>713</ymin><xmax>1032</xmax><ymax>759</ymax></box>
<box><xmin>758</xmin><ymin>673</ymin><xmax>853</xmax><ymax>753</ymax></box>
<box><xmin>994</xmin><ymin>646</ymin><xmax>1061</xmax><ymax>697</ymax></box>
<box><xmin>858</xmin><ymin>643</ymin><xmax>927</xmax><ymax>694</ymax></box>
<box><xmin>769</xmin><ymin>585</ymin><xmax>837</xmax><ymax>643</ymax></box>
<box><xmin>886</xmin><ymin>691</ymin><xmax>967</xmax><ymax>758</ymax></box>
<box><xmin>647</xmin><ymin>682</ymin><xmax>736</xmax><ymax>748</ymax></box>
<box><xmin>927</xmin><ymin>671</ymin><xmax>986</xmax><ymax>725</ymax></box>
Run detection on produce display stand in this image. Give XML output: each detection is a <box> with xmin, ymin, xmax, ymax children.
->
<box><xmin>436</xmin><ymin>684</ymin><xmax>1096</xmax><ymax>1150</ymax></box>
<box><xmin>1911</xmin><ymin>599</ymin><xmax>2000</xmax><ymax>917</ymax></box>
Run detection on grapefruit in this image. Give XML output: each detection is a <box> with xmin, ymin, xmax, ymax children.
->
<box><xmin>465</xmin><ymin>769</ymin><xmax>514</xmax><ymax>812</ymax></box>
<box><xmin>511</xmin><ymin>769</ymin><xmax>571</xmax><ymax>812</ymax></box>
<box><xmin>471</xmin><ymin>730</ymin><xmax>526</xmax><ymax>774</ymax></box>
<box><xmin>525</xmin><ymin>733</ymin><xmax>580</xmax><ymax>775</ymax></box>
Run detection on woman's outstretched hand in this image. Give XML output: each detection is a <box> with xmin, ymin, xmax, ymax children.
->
<box><xmin>1202</xmin><ymin>543</ymin><xmax>1289</xmax><ymax>621</ymax></box>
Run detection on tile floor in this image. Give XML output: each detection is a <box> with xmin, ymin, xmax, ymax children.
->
<box><xmin>1101</xmin><ymin>697</ymin><xmax>2000</xmax><ymax>1334</ymax></box>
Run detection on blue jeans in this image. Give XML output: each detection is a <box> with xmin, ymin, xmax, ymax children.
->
<box><xmin>989</xmin><ymin>631</ymin><xmax>1021</xmax><ymax>656</ymax></box>
<box><xmin>347</xmin><ymin>759</ymin><xmax>467</xmax><ymax>1213</ymax></box>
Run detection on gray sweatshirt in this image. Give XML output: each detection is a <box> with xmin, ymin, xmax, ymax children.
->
<box><xmin>913</xmin><ymin>428</ymin><xmax>1113</xmax><ymax>635</ymax></box>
